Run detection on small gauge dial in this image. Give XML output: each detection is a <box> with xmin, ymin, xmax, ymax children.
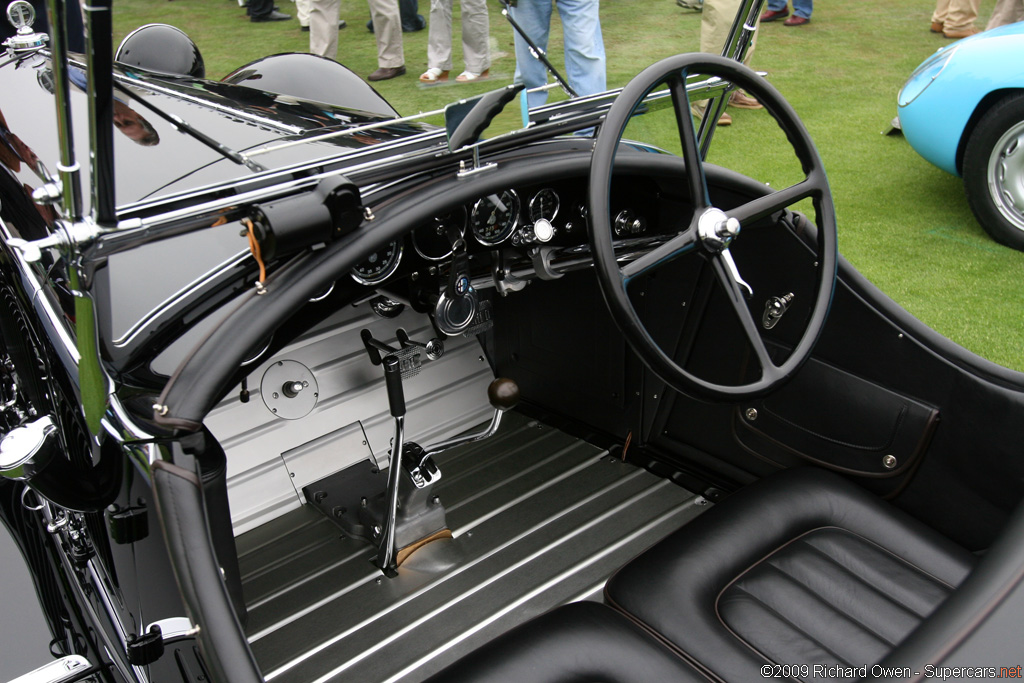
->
<box><xmin>413</xmin><ymin>207</ymin><xmax>467</xmax><ymax>261</ymax></box>
<box><xmin>471</xmin><ymin>190</ymin><xmax>520</xmax><ymax>246</ymax></box>
<box><xmin>529</xmin><ymin>188</ymin><xmax>560</xmax><ymax>223</ymax></box>
<box><xmin>351</xmin><ymin>240</ymin><xmax>403</xmax><ymax>285</ymax></box>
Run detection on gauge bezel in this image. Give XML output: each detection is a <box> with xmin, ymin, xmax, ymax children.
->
<box><xmin>413</xmin><ymin>207</ymin><xmax>467</xmax><ymax>261</ymax></box>
<box><xmin>471</xmin><ymin>190</ymin><xmax>520</xmax><ymax>246</ymax></box>
<box><xmin>350</xmin><ymin>240</ymin><xmax>404</xmax><ymax>285</ymax></box>
<box><xmin>529</xmin><ymin>188</ymin><xmax>560</xmax><ymax>223</ymax></box>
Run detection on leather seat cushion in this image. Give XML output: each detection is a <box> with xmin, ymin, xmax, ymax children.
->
<box><xmin>423</xmin><ymin>601</ymin><xmax>709</xmax><ymax>682</ymax></box>
<box><xmin>606</xmin><ymin>468</ymin><xmax>976</xmax><ymax>681</ymax></box>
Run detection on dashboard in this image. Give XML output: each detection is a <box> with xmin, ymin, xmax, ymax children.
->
<box><xmin>349</xmin><ymin>175</ymin><xmax>684</xmax><ymax>289</ymax></box>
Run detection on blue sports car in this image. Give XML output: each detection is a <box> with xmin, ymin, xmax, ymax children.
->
<box><xmin>898</xmin><ymin>22</ymin><xmax>1024</xmax><ymax>250</ymax></box>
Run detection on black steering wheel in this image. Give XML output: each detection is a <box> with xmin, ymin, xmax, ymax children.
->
<box><xmin>588</xmin><ymin>53</ymin><xmax>837</xmax><ymax>400</ymax></box>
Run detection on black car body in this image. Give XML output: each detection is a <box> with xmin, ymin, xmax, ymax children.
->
<box><xmin>2</xmin><ymin>1</ymin><xmax>1024</xmax><ymax>681</ymax></box>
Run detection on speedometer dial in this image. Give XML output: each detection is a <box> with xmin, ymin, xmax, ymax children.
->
<box><xmin>351</xmin><ymin>240</ymin><xmax>403</xmax><ymax>285</ymax></box>
<box><xmin>471</xmin><ymin>190</ymin><xmax>520</xmax><ymax>246</ymax></box>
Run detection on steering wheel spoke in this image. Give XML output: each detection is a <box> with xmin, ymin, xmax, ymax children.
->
<box><xmin>729</xmin><ymin>179</ymin><xmax>817</xmax><ymax>226</ymax></box>
<box><xmin>668</xmin><ymin>73</ymin><xmax>710</xmax><ymax>210</ymax></box>
<box><xmin>710</xmin><ymin>251</ymin><xmax>775</xmax><ymax>375</ymax></box>
<box><xmin>621</xmin><ymin>228</ymin><xmax>699</xmax><ymax>284</ymax></box>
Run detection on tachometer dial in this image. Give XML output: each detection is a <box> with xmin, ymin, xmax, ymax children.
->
<box><xmin>413</xmin><ymin>207</ymin><xmax>467</xmax><ymax>261</ymax></box>
<box><xmin>351</xmin><ymin>240</ymin><xmax>403</xmax><ymax>285</ymax></box>
<box><xmin>529</xmin><ymin>188</ymin><xmax>560</xmax><ymax>223</ymax></box>
<box><xmin>471</xmin><ymin>190</ymin><xmax>520</xmax><ymax>246</ymax></box>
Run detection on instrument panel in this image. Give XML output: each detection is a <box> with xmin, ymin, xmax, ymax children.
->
<box><xmin>351</xmin><ymin>178</ymin><xmax>664</xmax><ymax>287</ymax></box>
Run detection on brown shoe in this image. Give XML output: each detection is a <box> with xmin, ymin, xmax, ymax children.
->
<box><xmin>783</xmin><ymin>15</ymin><xmax>809</xmax><ymax>26</ymax></box>
<box><xmin>942</xmin><ymin>25</ymin><xmax>978</xmax><ymax>38</ymax></box>
<box><xmin>930</xmin><ymin>21</ymin><xmax>943</xmax><ymax>33</ymax></box>
<box><xmin>368</xmin><ymin>65</ymin><xmax>406</xmax><ymax>81</ymax></box>
<box><xmin>718</xmin><ymin>112</ymin><xmax>732</xmax><ymax>126</ymax></box>
<box><xmin>760</xmin><ymin>8</ymin><xmax>789</xmax><ymax>21</ymax></box>
<box><xmin>730</xmin><ymin>91</ymin><xmax>763</xmax><ymax>110</ymax></box>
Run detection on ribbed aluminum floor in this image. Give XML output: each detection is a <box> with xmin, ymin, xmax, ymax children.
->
<box><xmin>237</xmin><ymin>412</ymin><xmax>707</xmax><ymax>683</ymax></box>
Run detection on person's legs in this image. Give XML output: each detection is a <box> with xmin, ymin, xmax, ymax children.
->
<box><xmin>426</xmin><ymin>0</ymin><xmax>454</xmax><ymax>70</ymax></box>
<box><xmin>511</xmin><ymin>0</ymin><xmax>554</xmax><ymax>107</ymax></box>
<box><xmin>766</xmin><ymin>0</ymin><xmax>788</xmax><ymax>12</ymax></box>
<box><xmin>790</xmin><ymin>0</ymin><xmax>811</xmax><ymax>18</ymax></box>
<box><xmin>248</xmin><ymin>0</ymin><xmax>272</xmax><ymax>17</ymax></box>
<box><xmin>555</xmin><ymin>0</ymin><xmax>606</xmax><ymax>98</ymax></box>
<box><xmin>985</xmin><ymin>0</ymin><xmax>1023</xmax><ymax>28</ymax></box>
<box><xmin>399</xmin><ymin>0</ymin><xmax>426</xmax><ymax>30</ymax></box>
<box><xmin>295</xmin><ymin>0</ymin><xmax>312</xmax><ymax>27</ymax></box>
<box><xmin>368</xmin><ymin>0</ymin><xmax>405</xmax><ymax>68</ymax></box>
<box><xmin>932</xmin><ymin>0</ymin><xmax>951</xmax><ymax>26</ymax></box>
<box><xmin>942</xmin><ymin>0</ymin><xmax>980</xmax><ymax>32</ymax></box>
<box><xmin>309</xmin><ymin>0</ymin><xmax>340</xmax><ymax>57</ymax></box>
<box><xmin>701</xmin><ymin>0</ymin><xmax>756</xmax><ymax>60</ymax></box>
<box><xmin>460</xmin><ymin>0</ymin><xmax>491</xmax><ymax>74</ymax></box>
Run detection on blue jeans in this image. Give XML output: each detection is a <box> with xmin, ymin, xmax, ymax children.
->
<box><xmin>511</xmin><ymin>0</ymin><xmax>606</xmax><ymax>108</ymax></box>
<box><xmin>767</xmin><ymin>0</ymin><xmax>812</xmax><ymax>18</ymax></box>
<box><xmin>770</xmin><ymin>0</ymin><xmax>815</xmax><ymax>18</ymax></box>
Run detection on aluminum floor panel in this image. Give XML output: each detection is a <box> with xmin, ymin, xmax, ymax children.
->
<box><xmin>238</xmin><ymin>413</ymin><xmax>706</xmax><ymax>683</ymax></box>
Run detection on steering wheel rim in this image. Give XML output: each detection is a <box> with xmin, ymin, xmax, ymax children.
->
<box><xmin>588</xmin><ymin>53</ymin><xmax>838</xmax><ymax>401</ymax></box>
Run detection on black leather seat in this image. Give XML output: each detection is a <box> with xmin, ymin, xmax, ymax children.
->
<box><xmin>424</xmin><ymin>601</ymin><xmax>709</xmax><ymax>682</ymax></box>
<box><xmin>605</xmin><ymin>468</ymin><xmax>976</xmax><ymax>681</ymax></box>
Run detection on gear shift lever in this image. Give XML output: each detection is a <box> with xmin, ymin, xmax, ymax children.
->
<box><xmin>374</xmin><ymin>373</ymin><xmax>520</xmax><ymax>575</ymax></box>
<box><xmin>417</xmin><ymin>377</ymin><xmax>520</xmax><ymax>464</ymax></box>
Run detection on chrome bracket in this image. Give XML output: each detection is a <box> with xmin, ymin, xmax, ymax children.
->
<box><xmin>762</xmin><ymin>293</ymin><xmax>794</xmax><ymax>329</ymax></box>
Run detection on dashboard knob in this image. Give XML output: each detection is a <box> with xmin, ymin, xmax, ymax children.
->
<box><xmin>533</xmin><ymin>218</ymin><xmax>555</xmax><ymax>243</ymax></box>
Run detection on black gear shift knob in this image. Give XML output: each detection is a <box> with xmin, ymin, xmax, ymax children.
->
<box><xmin>487</xmin><ymin>377</ymin><xmax>520</xmax><ymax>412</ymax></box>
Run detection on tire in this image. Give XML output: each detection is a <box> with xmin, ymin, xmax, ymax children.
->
<box><xmin>962</xmin><ymin>93</ymin><xmax>1024</xmax><ymax>251</ymax></box>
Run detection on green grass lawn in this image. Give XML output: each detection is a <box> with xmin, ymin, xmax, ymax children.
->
<box><xmin>110</xmin><ymin>0</ymin><xmax>1024</xmax><ymax>371</ymax></box>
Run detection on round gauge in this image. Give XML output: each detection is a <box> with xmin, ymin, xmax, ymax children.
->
<box><xmin>351</xmin><ymin>240</ymin><xmax>403</xmax><ymax>285</ymax></box>
<box><xmin>413</xmin><ymin>207</ymin><xmax>466</xmax><ymax>261</ymax></box>
<box><xmin>529</xmin><ymin>188</ymin><xmax>560</xmax><ymax>223</ymax></box>
<box><xmin>471</xmin><ymin>190</ymin><xmax>520</xmax><ymax>246</ymax></box>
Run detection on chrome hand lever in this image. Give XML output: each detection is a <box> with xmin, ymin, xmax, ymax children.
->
<box><xmin>376</xmin><ymin>356</ymin><xmax>406</xmax><ymax>575</ymax></box>
<box><xmin>419</xmin><ymin>378</ymin><xmax>520</xmax><ymax>464</ymax></box>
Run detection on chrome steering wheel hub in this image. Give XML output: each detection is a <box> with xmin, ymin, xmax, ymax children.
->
<box><xmin>697</xmin><ymin>207</ymin><xmax>741</xmax><ymax>252</ymax></box>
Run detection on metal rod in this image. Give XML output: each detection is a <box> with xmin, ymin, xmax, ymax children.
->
<box><xmin>84</xmin><ymin>0</ymin><xmax>116</xmax><ymax>227</ymax></box>
<box><xmin>497</xmin><ymin>0</ymin><xmax>577</xmax><ymax>99</ymax></box>
<box><xmin>697</xmin><ymin>0</ymin><xmax>767</xmax><ymax>158</ymax></box>
<box><xmin>376</xmin><ymin>355</ymin><xmax>406</xmax><ymax>575</ymax></box>
<box><xmin>44</xmin><ymin>0</ymin><xmax>82</xmax><ymax>221</ymax></box>
<box><xmin>377</xmin><ymin>413</ymin><xmax>404</xmax><ymax>575</ymax></box>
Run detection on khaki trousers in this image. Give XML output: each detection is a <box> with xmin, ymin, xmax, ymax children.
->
<box><xmin>700</xmin><ymin>0</ymin><xmax>758</xmax><ymax>65</ymax></box>
<box><xmin>426</xmin><ymin>0</ymin><xmax>491</xmax><ymax>73</ymax></box>
<box><xmin>309</xmin><ymin>0</ymin><xmax>341</xmax><ymax>58</ymax></box>
<box><xmin>931</xmin><ymin>0</ymin><xmax>982</xmax><ymax>32</ymax></box>
<box><xmin>368</xmin><ymin>0</ymin><xmax>405</xmax><ymax>68</ymax></box>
